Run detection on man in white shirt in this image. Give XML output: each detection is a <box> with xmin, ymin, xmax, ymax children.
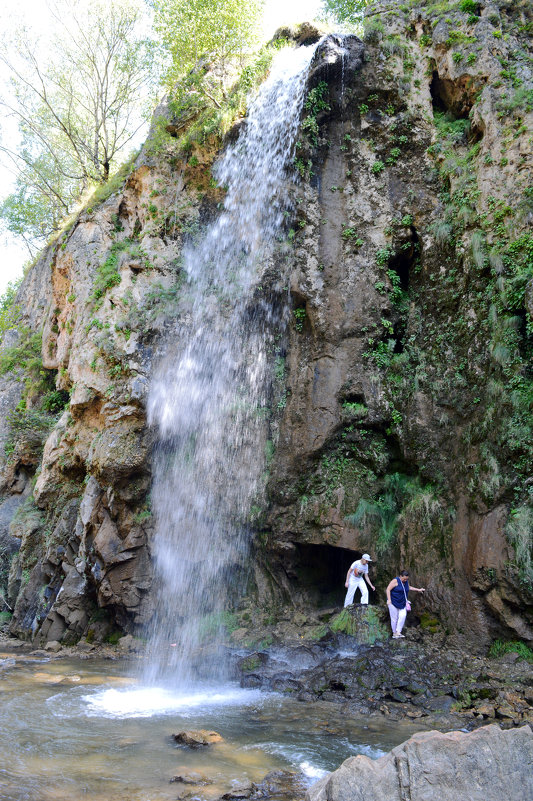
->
<box><xmin>344</xmin><ymin>553</ymin><xmax>375</xmax><ymax>606</ymax></box>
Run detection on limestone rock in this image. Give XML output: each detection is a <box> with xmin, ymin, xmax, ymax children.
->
<box><xmin>306</xmin><ymin>724</ymin><xmax>533</xmax><ymax>801</ymax></box>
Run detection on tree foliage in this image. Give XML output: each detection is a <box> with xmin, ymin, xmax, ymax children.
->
<box><xmin>153</xmin><ymin>0</ymin><xmax>264</xmax><ymax>104</ymax></box>
<box><xmin>0</xmin><ymin>279</ymin><xmax>22</xmax><ymax>345</ymax></box>
<box><xmin>0</xmin><ymin>0</ymin><xmax>152</xmax><ymax>251</ymax></box>
<box><xmin>321</xmin><ymin>0</ymin><xmax>372</xmax><ymax>26</ymax></box>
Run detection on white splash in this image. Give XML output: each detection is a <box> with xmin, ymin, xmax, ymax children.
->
<box><xmin>300</xmin><ymin>761</ymin><xmax>329</xmax><ymax>780</ymax></box>
<box><xmin>82</xmin><ymin>685</ymin><xmax>266</xmax><ymax>719</ymax></box>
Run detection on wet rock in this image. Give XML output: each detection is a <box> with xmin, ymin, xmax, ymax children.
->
<box><xmin>253</xmin><ymin>770</ymin><xmax>307</xmax><ymax>801</ymax></box>
<box><xmin>240</xmin><ymin>672</ymin><xmax>263</xmax><ymax>689</ymax></box>
<box><xmin>476</xmin><ymin>702</ymin><xmax>496</xmax><ymax>718</ymax></box>
<box><xmin>495</xmin><ymin>703</ymin><xmax>516</xmax><ymax>720</ymax></box>
<box><xmin>405</xmin><ymin>707</ymin><xmax>425</xmax><ymax>719</ymax></box>
<box><xmin>388</xmin><ymin>689</ymin><xmax>408</xmax><ymax>703</ymax></box>
<box><xmin>307</xmin><ymin>724</ymin><xmax>533</xmax><ymax>801</ymax></box>
<box><xmin>271</xmin><ymin>672</ymin><xmax>302</xmax><ymax>694</ymax></box>
<box><xmin>424</xmin><ymin>695</ymin><xmax>455</xmax><ymax>713</ymax></box>
<box><xmin>117</xmin><ymin>634</ymin><xmax>144</xmax><ymax>653</ymax></box>
<box><xmin>221</xmin><ymin>780</ymin><xmax>254</xmax><ymax>799</ymax></box>
<box><xmin>172</xmin><ymin>729</ymin><xmax>223</xmax><ymax>748</ymax></box>
<box><xmin>237</xmin><ymin>651</ymin><xmax>268</xmax><ymax>672</ymax></box>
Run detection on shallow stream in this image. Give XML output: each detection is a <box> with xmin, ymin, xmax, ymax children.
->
<box><xmin>0</xmin><ymin>650</ymin><xmax>431</xmax><ymax>800</ymax></box>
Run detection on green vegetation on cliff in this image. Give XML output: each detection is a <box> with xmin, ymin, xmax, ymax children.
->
<box><xmin>0</xmin><ymin>288</ymin><xmax>68</xmax><ymax>460</ymax></box>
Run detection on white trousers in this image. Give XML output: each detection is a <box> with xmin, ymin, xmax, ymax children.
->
<box><xmin>344</xmin><ymin>577</ymin><xmax>368</xmax><ymax>606</ymax></box>
<box><xmin>388</xmin><ymin>604</ymin><xmax>407</xmax><ymax>634</ymax></box>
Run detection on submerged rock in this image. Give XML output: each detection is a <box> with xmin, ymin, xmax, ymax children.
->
<box><xmin>221</xmin><ymin>780</ymin><xmax>254</xmax><ymax>799</ymax></box>
<box><xmin>306</xmin><ymin>724</ymin><xmax>533</xmax><ymax>801</ymax></box>
<box><xmin>170</xmin><ymin>771</ymin><xmax>213</xmax><ymax>785</ymax></box>
<box><xmin>214</xmin><ymin>771</ymin><xmax>307</xmax><ymax>801</ymax></box>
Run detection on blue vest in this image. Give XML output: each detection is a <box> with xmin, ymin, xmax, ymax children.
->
<box><xmin>390</xmin><ymin>577</ymin><xmax>409</xmax><ymax>609</ymax></box>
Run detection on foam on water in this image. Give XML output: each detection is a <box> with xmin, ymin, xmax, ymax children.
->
<box><xmin>246</xmin><ymin>737</ymin><xmax>387</xmax><ymax>777</ymax></box>
<box><xmin>82</xmin><ymin>684</ymin><xmax>266</xmax><ymax>719</ymax></box>
<box><xmin>300</xmin><ymin>761</ymin><xmax>329</xmax><ymax>780</ymax></box>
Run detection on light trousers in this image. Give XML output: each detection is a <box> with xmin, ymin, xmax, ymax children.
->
<box><xmin>388</xmin><ymin>603</ymin><xmax>407</xmax><ymax>634</ymax></box>
<box><xmin>344</xmin><ymin>577</ymin><xmax>369</xmax><ymax>607</ymax></box>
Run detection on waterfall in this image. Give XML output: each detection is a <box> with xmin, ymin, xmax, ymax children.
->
<box><xmin>145</xmin><ymin>42</ymin><xmax>319</xmax><ymax>685</ymax></box>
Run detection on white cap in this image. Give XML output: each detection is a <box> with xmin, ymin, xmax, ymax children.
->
<box><xmin>362</xmin><ymin>553</ymin><xmax>372</xmax><ymax>561</ymax></box>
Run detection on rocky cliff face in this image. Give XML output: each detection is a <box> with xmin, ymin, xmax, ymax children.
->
<box><xmin>260</xmin><ymin>0</ymin><xmax>533</xmax><ymax>647</ymax></box>
<box><xmin>1</xmin><ymin>0</ymin><xmax>532</xmax><ymax>649</ymax></box>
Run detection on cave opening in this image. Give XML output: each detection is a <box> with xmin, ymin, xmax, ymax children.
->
<box><xmin>389</xmin><ymin>248</ymin><xmax>411</xmax><ymax>292</ymax></box>
<box><xmin>429</xmin><ymin>69</ymin><xmax>484</xmax><ymax>142</ymax></box>
<box><xmin>430</xmin><ymin>70</ymin><xmax>472</xmax><ymax>119</ymax></box>
<box><xmin>386</xmin><ymin>230</ymin><xmax>419</xmax><ymax>354</ymax></box>
<box><xmin>292</xmin><ymin>543</ymin><xmax>366</xmax><ymax>608</ymax></box>
<box><xmin>340</xmin><ymin>391</ymin><xmax>366</xmax><ymax>406</ymax></box>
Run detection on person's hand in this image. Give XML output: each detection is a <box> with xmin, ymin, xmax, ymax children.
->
<box><xmin>370</xmin><ymin>585</ymin><xmax>375</xmax><ymax>591</ymax></box>
<box><xmin>345</xmin><ymin>582</ymin><xmax>349</xmax><ymax>588</ymax></box>
<box><xmin>420</xmin><ymin>588</ymin><xmax>426</xmax><ymax>593</ymax></box>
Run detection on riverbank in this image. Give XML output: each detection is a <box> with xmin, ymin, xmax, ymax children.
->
<box><xmin>3</xmin><ymin>606</ymin><xmax>531</xmax><ymax>732</ymax></box>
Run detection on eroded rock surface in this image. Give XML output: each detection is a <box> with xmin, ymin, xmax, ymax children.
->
<box><xmin>306</xmin><ymin>723</ymin><xmax>533</xmax><ymax>801</ymax></box>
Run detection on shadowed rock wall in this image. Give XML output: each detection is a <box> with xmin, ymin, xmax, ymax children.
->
<box><xmin>257</xmin><ymin>2</ymin><xmax>533</xmax><ymax>647</ymax></box>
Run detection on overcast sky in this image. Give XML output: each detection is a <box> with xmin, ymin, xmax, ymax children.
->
<box><xmin>0</xmin><ymin>0</ymin><xmax>324</xmax><ymax>295</ymax></box>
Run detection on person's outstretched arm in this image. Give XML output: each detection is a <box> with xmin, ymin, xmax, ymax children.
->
<box><xmin>364</xmin><ymin>572</ymin><xmax>375</xmax><ymax>592</ymax></box>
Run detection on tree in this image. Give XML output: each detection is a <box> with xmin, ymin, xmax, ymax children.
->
<box><xmin>0</xmin><ymin>0</ymin><xmax>152</xmax><ymax>250</ymax></box>
<box><xmin>321</xmin><ymin>0</ymin><xmax>372</xmax><ymax>26</ymax></box>
<box><xmin>153</xmin><ymin>0</ymin><xmax>264</xmax><ymax>102</ymax></box>
<box><xmin>0</xmin><ymin>278</ymin><xmax>22</xmax><ymax>345</ymax></box>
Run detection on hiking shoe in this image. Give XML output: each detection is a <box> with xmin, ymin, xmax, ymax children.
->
<box><xmin>395</xmin><ymin>633</ymin><xmax>406</xmax><ymax>638</ymax></box>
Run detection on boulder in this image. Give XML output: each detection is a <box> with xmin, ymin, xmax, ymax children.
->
<box><xmin>117</xmin><ymin>634</ymin><xmax>144</xmax><ymax>653</ymax></box>
<box><xmin>306</xmin><ymin>724</ymin><xmax>533</xmax><ymax>801</ymax></box>
<box><xmin>44</xmin><ymin>640</ymin><xmax>62</xmax><ymax>653</ymax></box>
<box><xmin>172</xmin><ymin>729</ymin><xmax>223</xmax><ymax>748</ymax></box>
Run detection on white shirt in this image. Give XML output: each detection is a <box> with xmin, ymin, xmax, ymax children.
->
<box><xmin>349</xmin><ymin>560</ymin><xmax>368</xmax><ymax>583</ymax></box>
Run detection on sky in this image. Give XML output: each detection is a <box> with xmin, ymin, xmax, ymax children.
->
<box><xmin>0</xmin><ymin>0</ymin><xmax>324</xmax><ymax>295</ymax></box>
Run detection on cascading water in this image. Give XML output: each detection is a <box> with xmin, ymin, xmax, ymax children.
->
<box><xmin>145</xmin><ymin>42</ymin><xmax>320</xmax><ymax>685</ymax></box>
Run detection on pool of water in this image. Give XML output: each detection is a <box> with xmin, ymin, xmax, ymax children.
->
<box><xmin>0</xmin><ymin>649</ymin><xmax>429</xmax><ymax>800</ymax></box>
